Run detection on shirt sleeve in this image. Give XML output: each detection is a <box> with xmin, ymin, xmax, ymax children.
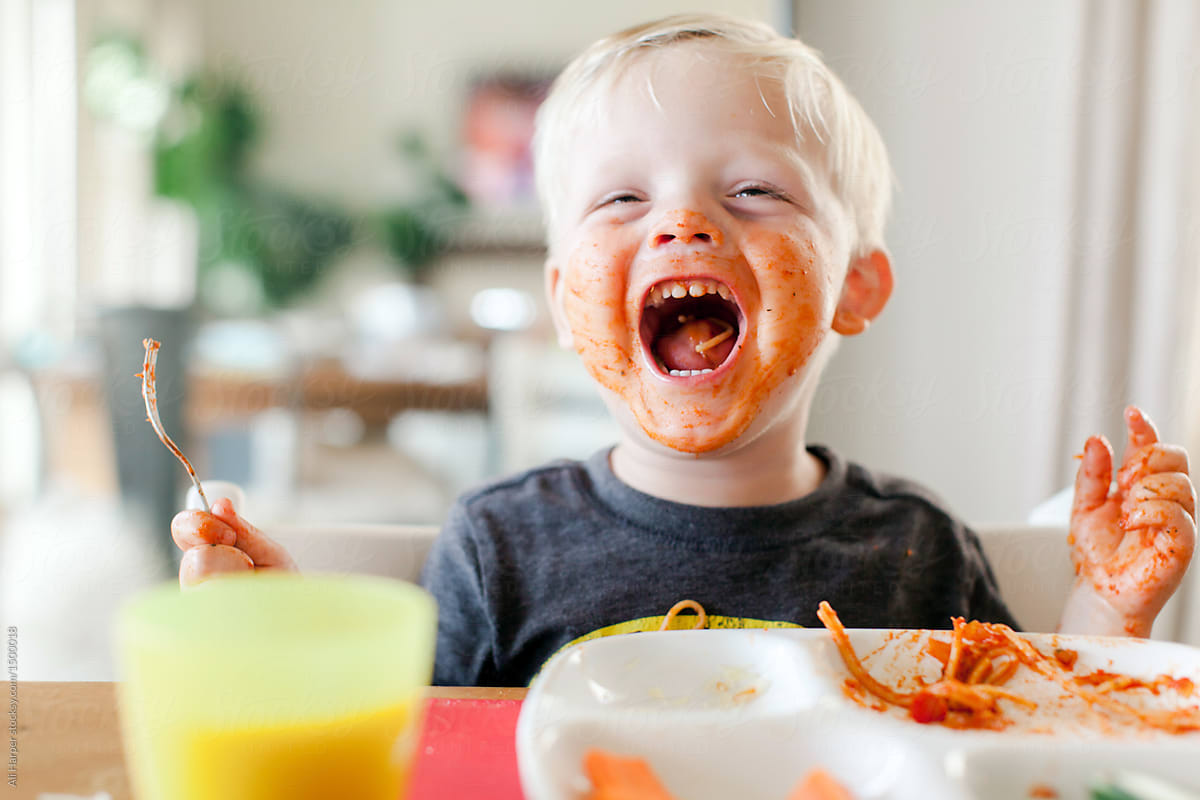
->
<box><xmin>419</xmin><ymin>500</ymin><xmax>495</xmax><ymax>686</ymax></box>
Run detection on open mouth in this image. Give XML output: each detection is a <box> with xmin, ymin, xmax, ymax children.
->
<box><xmin>640</xmin><ymin>278</ymin><xmax>742</xmax><ymax>377</ymax></box>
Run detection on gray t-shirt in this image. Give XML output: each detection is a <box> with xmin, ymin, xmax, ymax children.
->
<box><xmin>420</xmin><ymin>446</ymin><xmax>1017</xmax><ymax>687</ymax></box>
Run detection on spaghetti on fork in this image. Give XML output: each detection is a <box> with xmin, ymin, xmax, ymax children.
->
<box><xmin>138</xmin><ymin>338</ymin><xmax>210</xmax><ymax>513</ymax></box>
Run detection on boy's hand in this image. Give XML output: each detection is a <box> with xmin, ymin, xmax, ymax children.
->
<box><xmin>1061</xmin><ymin>406</ymin><xmax>1195</xmax><ymax>637</ymax></box>
<box><xmin>171</xmin><ymin>497</ymin><xmax>297</xmax><ymax>587</ymax></box>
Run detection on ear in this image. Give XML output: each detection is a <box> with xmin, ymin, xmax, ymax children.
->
<box><xmin>545</xmin><ymin>259</ymin><xmax>574</xmax><ymax>348</ymax></box>
<box><xmin>832</xmin><ymin>249</ymin><xmax>893</xmax><ymax>336</ymax></box>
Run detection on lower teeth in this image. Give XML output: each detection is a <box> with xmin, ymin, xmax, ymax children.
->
<box><xmin>667</xmin><ymin>368</ymin><xmax>714</xmax><ymax>377</ymax></box>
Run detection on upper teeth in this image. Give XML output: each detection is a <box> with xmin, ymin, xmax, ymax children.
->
<box><xmin>647</xmin><ymin>279</ymin><xmax>731</xmax><ymax>307</ymax></box>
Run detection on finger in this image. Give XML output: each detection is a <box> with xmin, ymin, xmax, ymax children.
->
<box><xmin>1072</xmin><ymin>436</ymin><xmax>1114</xmax><ymax>517</ymax></box>
<box><xmin>1128</xmin><ymin>473</ymin><xmax>1196</xmax><ymax>519</ymax></box>
<box><xmin>1118</xmin><ymin>443</ymin><xmax>1190</xmax><ymax>492</ymax></box>
<box><xmin>1113</xmin><ymin>511</ymin><xmax>1195</xmax><ymax>598</ymax></box>
<box><xmin>179</xmin><ymin>544</ymin><xmax>254</xmax><ymax>588</ymax></box>
<box><xmin>209</xmin><ymin>498</ymin><xmax>296</xmax><ymax>570</ymax></box>
<box><xmin>1122</xmin><ymin>499</ymin><xmax>1196</xmax><ymax>535</ymax></box>
<box><xmin>171</xmin><ymin>510</ymin><xmax>238</xmax><ymax>551</ymax></box>
<box><xmin>1124</xmin><ymin>406</ymin><xmax>1159</xmax><ymax>452</ymax></box>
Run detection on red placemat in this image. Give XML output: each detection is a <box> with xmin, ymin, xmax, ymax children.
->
<box><xmin>408</xmin><ymin>697</ymin><xmax>526</xmax><ymax>800</ymax></box>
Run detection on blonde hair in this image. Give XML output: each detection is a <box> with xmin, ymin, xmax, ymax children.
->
<box><xmin>533</xmin><ymin>14</ymin><xmax>893</xmax><ymax>257</ymax></box>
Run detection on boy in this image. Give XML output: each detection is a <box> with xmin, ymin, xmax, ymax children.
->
<box><xmin>172</xmin><ymin>15</ymin><xmax>1195</xmax><ymax>687</ymax></box>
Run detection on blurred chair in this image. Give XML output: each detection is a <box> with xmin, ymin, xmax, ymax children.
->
<box><xmin>253</xmin><ymin>523</ymin><xmax>1076</xmax><ymax>632</ymax></box>
<box><xmin>387</xmin><ymin>409</ymin><xmax>490</xmax><ymax>501</ymax></box>
<box><xmin>976</xmin><ymin>522</ymin><xmax>1188</xmax><ymax>640</ymax></box>
<box><xmin>1027</xmin><ymin>486</ymin><xmax>1075</xmax><ymax>527</ymax></box>
<box><xmin>264</xmin><ymin>523</ymin><xmax>439</xmax><ymax>583</ymax></box>
<box><xmin>187</xmin><ymin>484</ymin><xmax>439</xmax><ymax>582</ymax></box>
<box><xmin>974</xmin><ymin>525</ymin><xmax>1073</xmax><ymax>634</ymax></box>
<box><xmin>487</xmin><ymin>333</ymin><xmax>619</xmax><ymax>474</ymax></box>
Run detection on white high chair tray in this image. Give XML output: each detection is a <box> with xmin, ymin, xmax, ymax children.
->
<box><xmin>516</xmin><ymin>628</ymin><xmax>1200</xmax><ymax>800</ymax></box>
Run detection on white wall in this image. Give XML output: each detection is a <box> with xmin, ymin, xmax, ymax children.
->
<box><xmin>193</xmin><ymin>1</ymin><xmax>1123</xmax><ymax>523</ymax></box>
<box><xmin>198</xmin><ymin>0</ymin><xmax>777</xmax><ymax>208</ymax></box>
<box><xmin>798</xmin><ymin>2</ymin><xmax>1085</xmax><ymax>522</ymax></box>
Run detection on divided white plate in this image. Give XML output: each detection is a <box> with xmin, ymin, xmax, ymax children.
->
<box><xmin>516</xmin><ymin>628</ymin><xmax>1200</xmax><ymax>800</ymax></box>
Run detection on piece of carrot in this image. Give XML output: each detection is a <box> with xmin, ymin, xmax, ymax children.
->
<box><xmin>582</xmin><ymin>749</ymin><xmax>680</xmax><ymax>800</ymax></box>
<box><xmin>786</xmin><ymin>768</ymin><xmax>856</xmax><ymax>800</ymax></box>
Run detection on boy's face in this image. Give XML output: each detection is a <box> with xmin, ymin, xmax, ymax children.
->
<box><xmin>546</xmin><ymin>45</ymin><xmax>891</xmax><ymax>455</ymax></box>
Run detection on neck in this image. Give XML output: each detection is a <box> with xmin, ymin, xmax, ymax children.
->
<box><xmin>609</xmin><ymin>407</ymin><xmax>825</xmax><ymax>507</ymax></box>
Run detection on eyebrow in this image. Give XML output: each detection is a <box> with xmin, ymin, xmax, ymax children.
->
<box><xmin>571</xmin><ymin>134</ymin><xmax>828</xmax><ymax>212</ymax></box>
<box><xmin>731</xmin><ymin>140</ymin><xmax>824</xmax><ymax>201</ymax></box>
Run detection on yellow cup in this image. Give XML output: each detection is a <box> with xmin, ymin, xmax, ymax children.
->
<box><xmin>115</xmin><ymin>573</ymin><xmax>436</xmax><ymax>800</ymax></box>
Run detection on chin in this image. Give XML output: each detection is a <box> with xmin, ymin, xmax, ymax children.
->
<box><xmin>601</xmin><ymin>381</ymin><xmax>803</xmax><ymax>458</ymax></box>
<box><xmin>637</xmin><ymin>407</ymin><xmax>753</xmax><ymax>454</ymax></box>
<box><xmin>601</xmin><ymin>337</ymin><xmax>828</xmax><ymax>458</ymax></box>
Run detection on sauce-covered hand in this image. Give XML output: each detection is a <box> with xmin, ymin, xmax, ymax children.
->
<box><xmin>1059</xmin><ymin>406</ymin><xmax>1196</xmax><ymax>637</ymax></box>
<box><xmin>171</xmin><ymin>497</ymin><xmax>297</xmax><ymax>587</ymax></box>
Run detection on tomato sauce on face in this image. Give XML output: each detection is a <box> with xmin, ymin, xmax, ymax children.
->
<box><xmin>551</xmin><ymin>44</ymin><xmax>852</xmax><ymax>454</ymax></box>
<box><xmin>562</xmin><ymin>227</ymin><xmax>833</xmax><ymax>454</ymax></box>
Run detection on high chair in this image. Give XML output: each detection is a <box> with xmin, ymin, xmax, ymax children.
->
<box><xmin>186</xmin><ymin>482</ymin><xmax>439</xmax><ymax>582</ymax></box>
<box><xmin>972</xmin><ymin>524</ymin><xmax>1072</xmax><ymax>634</ymax></box>
<box><xmin>975</xmin><ymin>523</ymin><xmax>1191</xmax><ymax>641</ymax></box>
<box><xmin>264</xmin><ymin>522</ymin><xmax>439</xmax><ymax>582</ymax></box>
<box><xmin>191</xmin><ymin>481</ymin><xmax>1188</xmax><ymax>641</ymax></box>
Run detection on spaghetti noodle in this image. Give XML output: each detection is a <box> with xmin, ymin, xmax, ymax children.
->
<box><xmin>659</xmin><ymin>599</ymin><xmax>708</xmax><ymax>631</ymax></box>
<box><xmin>816</xmin><ymin>601</ymin><xmax>1200</xmax><ymax>733</ymax></box>
<box><xmin>694</xmin><ymin>319</ymin><xmax>734</xmax><ymax>354</ymax></box>
<box><xmin>650</xmin><ymin>599</ymin><xmax>1200</xmax><ymax>731</ymax></box>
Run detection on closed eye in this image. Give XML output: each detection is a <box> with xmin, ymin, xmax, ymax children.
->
<box><xmin>730</xmin><ymin>185</ymin><xmax>789</xmax><ymax>201</ymax></box>
<box><xmin>602</xmin><ymin>193</ymin><xmax>644</xmax><ymax>206</ymax></box>
<box><xmin>584</xmin><ymin>190</ymin><xmax>649</xmax><ymax>222</ymax></box>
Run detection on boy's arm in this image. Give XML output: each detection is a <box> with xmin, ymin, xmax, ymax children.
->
<box><xmin>1056</xmin><ymin>406</ymin><xmax>1196</xmax><ymax>637</ymax></box>
<box><xmin>419</xmin><ymin>504</ymin><xmax>497</xmax><ymax>686</ymax></box>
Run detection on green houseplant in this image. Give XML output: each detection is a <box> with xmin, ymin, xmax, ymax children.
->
<box><xmin>153</xmin><ymin>76</ymin><xmax>354</xmax><ymax>311</ymax></box>
<box><xmin>376</xmin><ymin>132</ymin><xmax>470</xmax><ymax>282</ymax></box>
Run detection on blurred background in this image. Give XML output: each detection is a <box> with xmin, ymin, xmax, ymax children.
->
<box><xmin>2</xmin><ymin>0</ymin><xmax>1199</xmax><ymax>676</ymax></box>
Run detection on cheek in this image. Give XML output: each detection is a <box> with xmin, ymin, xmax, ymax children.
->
<box><xmin>744</xmin><ymin>233</ymin><xmax>834</xmax><ymax>373</ymax></box>
<box><xmin>560</xmin><ymin>240</ymin><xmax>640</xmax><ymax>384</ymax></box>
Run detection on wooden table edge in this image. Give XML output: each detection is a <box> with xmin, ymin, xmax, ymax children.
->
<box><xmin>16</xmin><ymin>681</ymin><xmax>525</xmax><ymax>800</ymax></box>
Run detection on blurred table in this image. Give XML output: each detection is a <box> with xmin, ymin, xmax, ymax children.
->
<box><xmin>18</xmin><ymin>681</ymin><xmax>527</xmax><ymax>800</ymax></box>
<box><xmin>38</xmin><ymin>357</ymin><xmax>488</xmax><ymax>426</ymax></box>
<box><xmin>31</xmin><ymin>359</ymin><xmax>488</xmax><ymax>494</ymax></box>
<box><xmin>189</xmin><ymin>358</ymin><xmax>488</xmax><ymax>426</ymax></box>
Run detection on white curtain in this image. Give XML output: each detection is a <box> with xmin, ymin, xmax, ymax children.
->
<box><xmin>1053</xmin><ymin>0</ymin><xmax>1200</xmax><ymax>476</ymax></box>
<box><xmin>0</xmin><ymin>0</ymin><xmax>76</xmax><ymax>510</ymax></box>
<box><xmin>1049</xmin><ymin>0</ymin><xmax>1200</xmax><ymax>642</ymax></box>
<box><xmin>0</xmin><ymin>0</ymin><xmax>78</xmax><ymax>348</ymax></box>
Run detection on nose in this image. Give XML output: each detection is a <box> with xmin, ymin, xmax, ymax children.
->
<box><xmin>648</xmin><ymin>209</ymin><xmax>724</xmax><ymax>249</ymax></box>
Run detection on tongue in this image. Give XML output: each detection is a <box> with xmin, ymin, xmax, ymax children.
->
<box><xmin>654</xmin><ymin>318</ymin><xmax>735</xmax><ymax>372</ymax></box>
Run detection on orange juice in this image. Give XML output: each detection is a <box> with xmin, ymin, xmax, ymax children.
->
<box><xmin>115</xmin><ymin>575</ymin><xmax>436</xmax><ymax>800</ymax></box>
<box><xmin>137</xmin><ymin>699</ymin><xmax>418</xmax><ymax>800</ymax></box>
